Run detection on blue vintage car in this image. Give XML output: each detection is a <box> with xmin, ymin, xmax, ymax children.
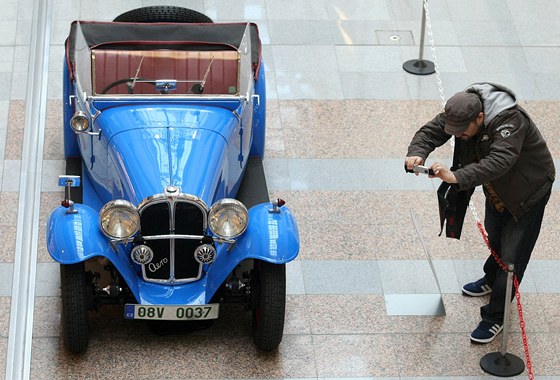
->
<box><xmin>46</xmin><ymin>6</ymin><xmax>299</xmax><ymax>354</ymax></box>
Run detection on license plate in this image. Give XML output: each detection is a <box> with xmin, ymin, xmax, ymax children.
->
<box><xmin>124</xmin><ymin>303</ymin><xmax>219</xmax><ymax>321</ymax></box>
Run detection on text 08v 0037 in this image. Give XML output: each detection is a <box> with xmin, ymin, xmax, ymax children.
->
<box><xmin>124</xmin><ymin>304</ymin><xmax>219</xmax><ymax>320</ymax></box>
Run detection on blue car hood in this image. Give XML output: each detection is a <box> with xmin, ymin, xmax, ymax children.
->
<box><xmin>94</xmin><ymin>104</ymin><xmax>238</xmax><ymax>205</ymax></box>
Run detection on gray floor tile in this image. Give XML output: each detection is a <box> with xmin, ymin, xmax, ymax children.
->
<box><xmin>272</xmin><ymin>45</ymin><xmax>339</xmax><ymax>72</ymax></box>
<box><xmin>513</xmin><ymin>20</ymin><xmax>560</xmax><ymax>47</ymax></box>
<box><xmin>253</xmin><ymin>20</ymin><xmax>270</xmax><ymax>45</ymax></box>
<box><xmin>264</xmin><ymin>70</ymin><xmax>277</xmax><ymax>100</ymax></box>
<box><xmin>333</xmin><ymin>20</ymin><xmax>391</xmax><ymax>46</ymax></box>
<box><xmin>410</xmin><ymin>20</ymin><xmax>459</xmax><ymax>46</ymax></box>
<box><xmin>0</xmin><ymin>73</ymin><xmax>12</xmax><ymax>100</ymax></box>
<box><xmin>203</xmin><ymin>0</ymin><xmax>268</xmax><ymax>21</ymax></box>
<box><xmin>525</xmin><ymin>47</ymin><xmax>560</xmax><ymax>75</ymax></box>
<box><xmin>40</xmin><ymin>160</ymin><xmax>66</xmax><ymax>192</ymax></box>
<box><xmin>454</xmin><ymin>21</ymin><xmax>521</xmax><ymax>46</ymax></box>
<box><xmin>275</xmin><ymin>70</ymin><xmax>343</xmax><ymax>100</ymax></box>
<box><xmin>1</xmin><ymin>159</ymin><xmax>20</xmax><ymax>191</ymax></box>
<box><xmin>301</xmin><ymin>259</ymin><xmax>382</xmax><ymax>294</ymax></box>
<box><xmin>264</xmin><ymin>158</ymin><xmax>447</xmax><ymax>192</ymax></box>
<box><xmin>47</xmin><ymin>72</ymin><xmax>63</xmax><ymax>100</ymax></box>
<box><xmin>325</xmin><ymin>0</ymin><xmax>391</xmax><ymax>20</ymax></box>
<box><xmin>0</xmin><ymin>263</ymin><xmax>13</xmax><ymax>296</ymax></box>
<box><xmin>286</xmin><ymin>260</ymin><xmax>305</xmax><ymax>295</ymax></box>
<box><xmin>266</xmin><ymin>0</ymin><xmax>329</xmax><ymax>20</ymax></box>
<box><xmin>263</xmin><ymin>158</ymin><xmax>290</xmax><ymax>190</ymax></box>
<box><xmin>534</xmin><ymin>74</ymin><xmax>560</xmax><ymax>100</ymax></box>
<box><xmin>0</xmin><ymin>101</ymin><xmax>8</xmax><ymax>129</ymax></box>
<box><xmin>9</xmin><ymin>72</ymin><xmax>26</xmax><ymax>100</ymax></box>
<box><xmin>509</xmin><ymin>0</ymin><xmax>560</xmax><ymax>23</ymax></box>
<box><xmin>388</xmin><ymin>0</ymin><xmax>451</xmax><ymax>21</ymax></box>
<box><xmin>336</xmin><ymin>46</ymin><xmax>403</xmax><ymax>73</ymax></box>
<box><xmin>527</xmin><ymin>260</ymin><xmax>560</xmax><ymax>293</ymax></box>
<box><xmin>14</xmin><ymin>19</ymin><xmax>31</xmax><ymax>46</ymax></box>
<box><xmin>433</xmin><ymin>259</ymin><xmax>461</xmax><ymax>293</ymax></box>
<box><xmin>12</xmin><ymin>46</ymin><xmax>29</xmax><ymax>74</ymax></box>
<box><xmin>461</xmin><ymin>46</ymin><xmax>530</xmax><ymax>74</ymax></box>
<box><xmin>340</xmin><ymin>72</ymin><xmax>410</xmax><ymax>100</ymax></box>
<box><xmin>0</xmin><ymin>47</ymin><xmax>14</xmax><ymax>73</ymax></box>
<box><xmin>35</xmin><ymin>262</ymin><xmax>60</xmax><ymax>297</ymax></box>
<box><xmin>268</xmin><ymin>20</ymin><xmax>336</xmax><ymax>45</ymax></box>
<box><xmin>0</xmin><ymin>20</ymin><xmax>16</xmax><ymax>46</ymax></box>
<box><xmin>378</xmin><ymin>259</ymin><xmax>440</xmax><ymax>294</ymax></box>
<box><xmin>0</xmin><ymin>128</ymin><xmax>6</xmax><ymax>160</ymax></box>
<box><xmin>446</xmin><ymin>0</ymin><xmax>514</xmax><ymax>22</ymax></box>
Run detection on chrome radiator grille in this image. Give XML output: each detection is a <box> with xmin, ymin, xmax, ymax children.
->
<box><xmin>138</xmin><ymin>194</ymin><xmax>207</xmax><ymax>284</ymax></box>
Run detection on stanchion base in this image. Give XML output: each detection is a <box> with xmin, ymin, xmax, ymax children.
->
<box><xmin>403</xmin><ymin>59</ymin><xmax>435</xmax><ymax>75</ymax></box>
<box><xmin>480</xmin><ymin>352</ymin><xmax>525</xmax><ymax>377</ymax></box>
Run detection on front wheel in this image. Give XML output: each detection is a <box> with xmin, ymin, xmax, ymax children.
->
<box><xmin>251</xmin><ymin>260</ymin><xmax>286</xmax><ymax>351</ymax></box>
<box><xmin>60</xmin><ymin>262</ymin><xmax>90</xmax><ymax>354</ymax></box>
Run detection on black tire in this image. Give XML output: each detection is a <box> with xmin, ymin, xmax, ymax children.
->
<box><xmin>60</xmin><ymin>262</ymin><xmax>90</xmax><ymax>354</ymax></box>
<box><xmin>251</xmin><ymin>260</ymin><xmax>286</xmax><ymax>351</ymax></box>
<box><xmin>113</xmin><ymin>6</ymin><xmax>213</xmax><ymax>23</ymax></box>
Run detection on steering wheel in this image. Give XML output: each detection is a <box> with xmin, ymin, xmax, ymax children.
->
<box><xmin>100</xmin><ymin>78</ymin><xmax>156</xmax><ymax>94</ymax></box>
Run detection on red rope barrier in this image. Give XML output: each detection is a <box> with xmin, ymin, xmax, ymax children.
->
<box><xmin>476</xmin><ymin>220</ymin><xmax>534</xmax><ymax>379</ymax></box>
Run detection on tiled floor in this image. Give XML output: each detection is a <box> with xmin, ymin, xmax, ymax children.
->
<box><xmin>2</xmin><ymin>0</ymin><xmax>560</xmax><ymax>379</ymax></box>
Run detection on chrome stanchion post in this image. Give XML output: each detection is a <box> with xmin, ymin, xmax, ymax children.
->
<box><xmin>403</xmin><ymin>0</ymin><xmax>435</xmax><ymax>75</ymax></box>
<box><xmin>480</xmin><ymin>264</ymin><xmax>525</xmax><ymax>376</ymax></box>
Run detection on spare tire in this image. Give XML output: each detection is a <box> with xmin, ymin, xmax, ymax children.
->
<box><xmin>113</xmin><ymin>6</ymin><xmax>213</xmax><ymax>23</ymax></box>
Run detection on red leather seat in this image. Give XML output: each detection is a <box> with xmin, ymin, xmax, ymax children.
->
<box><xmin>92</xmin><ymin>49</ymin><xmax>239</xmax><ymax>95</ymax></box>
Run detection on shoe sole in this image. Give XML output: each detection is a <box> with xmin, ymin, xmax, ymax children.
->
<box><xmin>470</xmin><ymin>325</ymin><xmax>503</xmax><ymax>344</ymax></box>
<box><xmin>461</xmin><ymin>287</ymin><xmax>492</xmax><ymax>297</ymax></box>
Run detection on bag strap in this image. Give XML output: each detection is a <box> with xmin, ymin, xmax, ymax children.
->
<box><xmin>451</xmin><ymin>137</ymin><xmax>462</xmax><ymax>170</ymax></box>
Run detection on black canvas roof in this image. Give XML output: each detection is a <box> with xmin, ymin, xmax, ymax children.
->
<box><xmin>66</xmin><ymin>21</ymin><xmax>261</xmax><ymax>69</ymax></box>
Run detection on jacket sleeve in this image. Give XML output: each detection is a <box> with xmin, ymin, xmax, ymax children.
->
<box><xmin>406</xmin><ymin>112</ymin><xmax>452</xmax><ymax>160</ymax></box>
<box><xmin>454</xmin><ymin>110</ymin><xmax>525</xmax><ymax>190</ymax></box>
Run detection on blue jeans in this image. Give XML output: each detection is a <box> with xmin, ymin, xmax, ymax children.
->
<box><xmin>480</xmin><ymin>191</ymin><xmax>550</xmax><ymax>325</ymax></box>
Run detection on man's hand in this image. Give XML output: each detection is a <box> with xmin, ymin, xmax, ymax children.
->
<box><xmin>404</xmin><ymin>156</ymin><xmax>425</xmax><ymax>175</ymax></box>
<box><xmin>429</xmin><ymin>162</ymin><xmax>458</xmax><ymax>183</ymax></box>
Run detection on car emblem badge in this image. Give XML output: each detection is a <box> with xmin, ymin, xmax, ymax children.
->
<box><xmin>194</xmin><ymin>244</ymin><xmax>216</xmax><ymax>264</ymax></box>
<box><xmin>131</xmin><ymin>245</ymin><xmax>154</xmax><ymax>265</ymax></box>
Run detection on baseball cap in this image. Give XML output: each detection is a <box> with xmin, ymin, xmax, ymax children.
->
<box><xmin>444</xmin><ymin>92</ymin><xmax>482</xmax><ymax>135</ymax></box>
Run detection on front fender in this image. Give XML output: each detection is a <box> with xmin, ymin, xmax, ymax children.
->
<box><xmin>47</xmin><ymin>205</ymin><xmax>141</xmax><ymax>299</ymax></box>
<box><xmin>206</xmin><ymin>202</ymin><xmax>299</xmax><ymax>296</ymax></box>
<box><xmin>47</xmin><ymin>204</ymin><xmax>113</xmax><ymax>263</ymax></box>
<box><xmin>234</xmin><ymin>202</ymin><xmax>300</xmax><ymax>263</ymax></box>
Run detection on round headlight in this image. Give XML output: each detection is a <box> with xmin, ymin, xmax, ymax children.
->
<box><xmin>99</xmin><ymin>200</ymin><xmax>140</xmax><ymax>239</ymax></box>
<box><xmin>208</xmin><ymin>199</ymin><xmax>248</xmax><ymax>239</ymax></box>
<box><xmin>70</xmin><ymin>111</ymin><xmax>89</xmax><ymax>132</ymax></box>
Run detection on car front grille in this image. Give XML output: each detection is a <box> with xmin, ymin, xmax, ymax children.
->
<box><xmin>138</xmin><ymin>194</ymin><xmax>207</xmax><ymax>284</ymax></box>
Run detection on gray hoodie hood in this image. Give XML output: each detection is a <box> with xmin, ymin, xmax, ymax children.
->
<box><xmin>465</xmin><ymin>82</ymin><xmax>517</xmax><ymax>126</ymax></box>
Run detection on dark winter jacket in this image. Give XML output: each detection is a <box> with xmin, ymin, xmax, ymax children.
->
<box><xmin>407</xmin><ymin>82</ymin><xmax>555</xmax><ymax>218</ymax></box>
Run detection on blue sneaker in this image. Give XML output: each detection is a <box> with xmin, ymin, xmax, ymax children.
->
<box><xmin>462</xmin><ymin>277</ymin><xmax>492</xmax><ymax>297</ymax></box>
<box><xmin>470</xmin><ymin>320</ymin><xmax>503</xmax><ymax>343</ymax></box>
